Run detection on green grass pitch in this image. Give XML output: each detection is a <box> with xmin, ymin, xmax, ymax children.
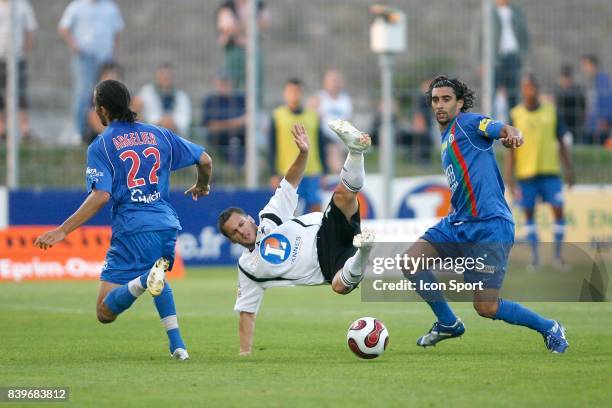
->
<box><xmin>2</xmin><ymin>268</ymin><xmax>611</xmax><ymax>407</ymax></box>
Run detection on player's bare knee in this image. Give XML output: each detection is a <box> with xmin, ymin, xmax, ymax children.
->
<box><xmin>333</xmin><ymin>189</ymin><xmax>354</xmax><ymax>206</ymax></box>
<box><xmin>96</xmin><ymin>313</ymin><xmax>116</xmax><ymax>324</ymax></box>
<box><xmin>96</xmin><ymin>305</ymin><xmax>116</xmax><ymax>324</ymax></box>
<box><xmin>473</xmin><ymin>301</ymin><xmax>498</xmax><ymax>318</ymax></box>
<box><xmin>331</xmin><ymin>279</ymin><xmax>351</xmax><ymax>295</ymax></box>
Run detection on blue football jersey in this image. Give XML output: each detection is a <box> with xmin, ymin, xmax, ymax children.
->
<box><xmin>439</xmin><ymin>112</ymin><xmax>513</xmax><ymax>223</ymax></box>
<box><xmin>86</xmin><ymin>121</ymin><xmax>205</xmax><ymax>235</ymax></box>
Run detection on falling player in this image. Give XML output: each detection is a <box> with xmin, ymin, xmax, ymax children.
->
<box><xmin>403</xmin><ymin>75</ymin><xmax>569</xmax><ymax>353</ymax></box>
<box><xmin>218</xmin><ymin>122</ymin><xmax>373</xmax><ymax>356</ymax></box>
<box><xmin>34</xmin><ymin>79</ymin><xmax>212</xmax><ymax>360</ymax></box>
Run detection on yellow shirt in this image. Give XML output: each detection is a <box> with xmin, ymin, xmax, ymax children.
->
<box><xmin>272</xmin><ymin>106</ymin><xmax>323</xmax><ymax>176</ymax></box>
<box><xmin>510</xmin><ymin>101</ymin><xmax>561</xmax><ymax>179</ymax></box>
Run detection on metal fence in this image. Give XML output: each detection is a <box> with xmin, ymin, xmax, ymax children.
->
<box><xmin>1</xmin><ymin>0</ymin><xmax>611</xmax><ymax>188</ymax></box>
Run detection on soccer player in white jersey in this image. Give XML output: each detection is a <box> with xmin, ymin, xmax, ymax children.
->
<box><xmin>218</xmin><ymin>121</ymin><xmax>372</xmax><ymax>355</ymax></box>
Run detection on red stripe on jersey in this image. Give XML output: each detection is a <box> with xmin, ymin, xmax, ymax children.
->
<box><xmin>450</xmin><ymin>123</ymin><xmax>478</xmax><ymax>217</ymax></box>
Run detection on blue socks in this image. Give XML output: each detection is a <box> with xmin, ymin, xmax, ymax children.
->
<box><xmin>409</xmin><ymin>272</ymin><xmax>556</xmax><ymax>334</ymax></box>
<box><xmin>525</xmin><ymin>218</ymin><xmax>539</xmax><ymax>265</ymax></box>
<box><xmin>154</xmin><ymin>283</ymin><xmax>186</xmax><ymax>353</ymax></box>
<box><xmin>409</xmin><ymin>270</ymin><xmax>458</xmax><ymax>326</ymax></box>
<box><xmin>103</xmin><ymin>275</ymin><xmax>146</xmax><ymax>315</ymax></box>
<box><xmin>494</xmin><ymin>299</ymin><xmax>554</xmax><ymax>333</ymax></box>
<box><xmin>103</xmin><ymin>285</ymin><xmax>137</xmax><ymax>315</ymax></box>
<box><xmin>103</xmin><ymin>273</ymin><xmax>186</xmax><ymax>353</ymax></box>
<box><xmin>554</xmin><ymin>218</ymin><xmax>565</xmax><ymax>259</ymax></box>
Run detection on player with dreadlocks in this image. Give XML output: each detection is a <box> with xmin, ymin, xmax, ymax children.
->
<box><xmin>401</xmin><ymin>75</ymin><xmax>569</xmax><ymax>353</ymax></box>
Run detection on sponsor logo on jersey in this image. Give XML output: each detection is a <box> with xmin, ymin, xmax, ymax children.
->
<box><xmin>260</xmin><ymin>234</ymin><xmax>291</xmax><ymax>264</ymax></box>
<box><xmin>86</xmin><ymin>167</ymin><xmax>104</xmax><ymax>184</ymax></box>
<box><xmin>130</xmin><ymin>188</ymin><xmax>161</xmax><ymax>204</ymax></box>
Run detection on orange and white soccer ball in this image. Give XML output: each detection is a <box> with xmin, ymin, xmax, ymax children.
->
<box><xmin>346</xmin><ymin>317</ymin><xmax>389</xmax><ymax>359</ymax></box>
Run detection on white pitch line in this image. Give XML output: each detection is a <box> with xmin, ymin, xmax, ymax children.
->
<box><xmin>0</xmin><ymin>303</ymin><xmax>426</xmax><ymax>318</ymax></box>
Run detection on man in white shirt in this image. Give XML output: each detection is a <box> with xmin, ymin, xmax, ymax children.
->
<box><xmin>494</xmin><ymin>0</ymin><xmax>529</xmax><ymax>111</ymax></box>
<box><xmin>58</xmin><ymin>0</ymin><xmax>124</xmax><ymax>141</ymax></box>
<box><xmin>0</xmin><ymin>0</ymin><xmax>37</xmax><ymax>140</ymax></box>
<box><xmin>133</xmin><ymin>62</ymin><xmax>192</xmax><ymax>136</ymax></box>
<box><xmin>218</xmin><ymin>121</ymin><xmax>373</xmax><ymax>355</ymax></box>
<box><xmin>309</xmin><ymin>69</ymin><xmax>354</xmax><ymax>173</ymax></box>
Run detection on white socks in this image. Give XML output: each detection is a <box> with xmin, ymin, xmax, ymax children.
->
<box><xmin>161</xmin><ymin>315</ymin><xmax>179</xmax><ymax>331</ymax></box>
<box><xmin>340</xmin><ymin>246</ymin><xmax>372</xmax><ymax>287</ymax></box>
<box><xmin>340</xmin><ymin>151</ymin><xmax>365</xmax><ymax>192</ymax></box>
<box><xmin>127</xmin><ymin>276</ymin><xmax>146</xmax><ymax>297</ymax></box>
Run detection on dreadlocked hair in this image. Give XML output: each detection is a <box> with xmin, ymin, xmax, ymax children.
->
<box><xmin>94</xmin><ymin>79</ymin><xmax>137</xmax><ymax>122</ymax></box>
<box><xmin>426</xmin><ymin>75</ymin><xmax>475</xmax><ymax>112</ymax></box>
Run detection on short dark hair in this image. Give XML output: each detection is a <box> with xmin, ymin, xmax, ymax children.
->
<box><xmin>522</xmin><ymin>72</ymin><xmax>539</xmax><ymax>89</ymax></box>
<box><xmin>99</xmin><ymin>61</ymin><xmax>122</xmax><ymax>79</ymax></box>
<box><xmin>426</xmin><ymin>75</ymin><xmax>475</xmax><ymax>112</ymax></box>
<box><xmin>581</xmin><ymin>54</ymin><xmax>599</xmax><ymax>67</ymax></box>
<box><xmin>560</xmin><ymin>64</ymin><xmax>573</xmax><ymax>78</ymax></box>
<box><xmin>218</xmin><ymin>207</ymin><xmax>247</xmax><ymax>238</ymax></box>
<box><xmin>94</xmin><ymin>79</ymin><xmax>137</xmax><ymax>122</ymax></box>
<box><xmin>286</xmin><ymin>77</ymin><xmax>302</xmax><ymax>87</ymax></box>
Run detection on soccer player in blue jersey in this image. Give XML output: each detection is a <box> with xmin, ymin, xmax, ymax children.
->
<box><xmin>34</xmin><ymin>80</ymin><xmax>212</xmax><ymax>360</ymax></box>
<box><xmin>403</xmin><ymin>75</ymin><xmax>568</xmax><ymax>353</ymax></box>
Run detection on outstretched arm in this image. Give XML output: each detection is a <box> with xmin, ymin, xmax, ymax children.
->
<box><xmin>284</xmin><ymin>124</ymin><xmax>310</xmax><ymax>189</ymax></box>
<box><xmin>504</xmin><ymin>148</ymin><xmax>520</xmax><ymax>199</ymax></box>
<box><xmin>499</xmin><ymin>125</ymin><xmax>524</xmax><ymax>149</ymax></box>
<box><xmin>184</xmin><ymin>151</ymin><xmax>213</xmax><ymax>200</ymax></box>
<box><xmin>34</xmin><ymin>189</ymin><xmax>111</xmax><ymax>250</ymax></box>
<box><xmin>239</xmin><ymin>311</ymin><xmax>256</xmax><ymax>355</ymax></box>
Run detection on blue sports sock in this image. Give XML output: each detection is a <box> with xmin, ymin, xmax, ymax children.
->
<box><xmin>554</xmin><ymin>219</ymin><xmax>565</xmax><ymax>259</ymax></box>
<box><xmin>494</xmin><ymin>299</ymin><xmax>554</xmax><ymax>333</ymax></box>
<box><xmin>139</xmin><ymin>272</ymin><xmax>149</xmax><ymax>288</ymax></box>
<box><xmin>153</xmin><ymin>283</ymin><xmax>186</xmax><ymax>353</ymax></box>
<box><xmin>103</xmin><ymin>285</ymin><xmax>137</xmax><ymax>315</ymax></box>
<box><xmin>525</xmin><ymin>219</ymin><xmax>539</xmax><ymax>265</ymax></box>
<box><xmin>409</xmin><ymin>270</ymin><xmax>457</xmax><ymax>326</ymax></box>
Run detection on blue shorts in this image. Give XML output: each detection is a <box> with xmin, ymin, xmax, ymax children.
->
<box><xmin>101</xmin><ymin>230</ymin><xmax>177</xmax><ymax>284</ymax></box>
<box><xmin>421</xmin><ymin>217</ymin><xmax>514</xmax><ymax>289</ymax></box>
<box><xmin>518</xmin><ymin>175</ymin><xmax>563</xmax><ymax>210</ymax></box>
<box><xmin>297</xmin><ymin>175</ymin><xmax>322</xmax><ymax>210</ymax></box>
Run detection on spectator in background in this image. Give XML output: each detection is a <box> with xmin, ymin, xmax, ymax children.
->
<box><xmin>410</xmin><ymin>79</ymin><xmax>435</xmax><ymax>161</ymax></box>
<box><xmin>202</xmin><ymin>70</ymin><xmax>246</xmax><ymax>167</ymax></box>
<box><xmin>368</xmin><ymin>99</ymin><xmax>404</xmax><ymax>147</ymax></box>
<box><xmin>216</xmin><ymin>0</ymin><xmax>269</xmax><ymax>93</ymax></box>
<box><xmin>580</xmin><ymin>54</ymin><xmax>612</xmax><ymax>145</ymax></box>
<box><xmin>84</xmin><ymin>62</ymin><xmax>122</xmax><ymax>144</ymax></box>
<box><xmin>59</xmin><ymin>0</ymin><xmax>124</xmax><ymax>142</ymax></box>
<box><xmin>0</xmin><ymin>0</ymin><xmax>37</xmax><ymax>141</ymax></box>
<box><xmin>474</xmin><ymin>0</ymin><xmax>529</xmax><ymax>115</ymax></box>
<box><xmin>132</xmin><ymin>62</ymin><xmax>192</xmax><ymax>137</ymax></box>
<box><xmin>493</xmin><ymin>0</ymin><xmax>529</xmax><ymax>111</ymax></box>
<box><xmin>368</xmin><ymin>96</ymin><xmax>430</xmax><ymax>164</ymax></box>
<box><xmin>269</xmin><ymin>78</ymin><xmax>327</xmax><ymax>213</ymax></box>
<box><xmin>308</xmin><ymin>69</ymin><xmax>353</xmax><ymax>173</ymax></box>
<box><xmin>555</xmin><ymin>65</ymin><xmax>585</xmax><ymax>143</ymax></box>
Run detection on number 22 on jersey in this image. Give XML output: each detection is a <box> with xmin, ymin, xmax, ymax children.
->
<box><xmin>119</xmin><ymin>147</ymin><xmax>161</xmax><ymax>188</ymax></box>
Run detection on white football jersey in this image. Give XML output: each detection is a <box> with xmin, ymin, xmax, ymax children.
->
<box><xmin>234</xmin><ymin>178</ymin><xmax>326</xmax><ymax>313</ymax></box>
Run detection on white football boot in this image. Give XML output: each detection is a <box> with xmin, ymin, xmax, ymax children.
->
<box><xmin>353</xmin><ymin>229</ymin><xmax>375</xmax><ymax>249</ymax></box>
<box><xmin>171</xmin><ymin>348</ymin><xmax>190</xmax><ymax>360</ymax></box>
<box><xmin>328</xmin><ymin>119</ymin><xmax>372</xmax><ymax>153</ymax></box>
<box><xmin>147</xmin><ymin>257</ymin><xmax>169</xmax><ymax>297</ymax></box>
